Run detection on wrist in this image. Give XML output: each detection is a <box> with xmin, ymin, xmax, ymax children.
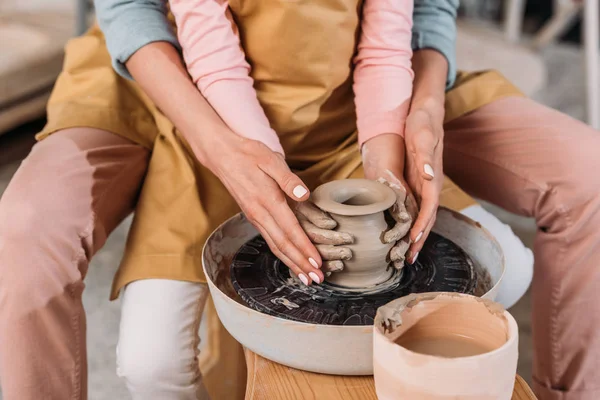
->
<box><xmin>362</xmin><ymin>133</ymin><xmax>406</xmax><ymax>179</ymax></box>
<box><xmin>411</xmin><ymin>49</ymin><xmax>448</xmax><ymax>108</ymax></box>
<box><xmin>187</xmin><ymin>123</ymin><xmax>238</xmax><ymax>167</ymax></box>
<box><xmin>411</xmin><ymin>96</ymin><xmax>445</xmax><ymax>121</ymax></box>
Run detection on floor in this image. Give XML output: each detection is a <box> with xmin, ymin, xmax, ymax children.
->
<box><xmin>0</xmin><ymin>41</ymin><xmax>594</xmax><ymax>398</ymax></box>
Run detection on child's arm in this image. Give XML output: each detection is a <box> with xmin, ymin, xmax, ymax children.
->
<box><xmin>353</xmin><ymin>0</ymin><xmax>414</xmax><ymax>148</ymax></box>
<box><xmin>169</xmin><ymin>0</ymin><xmax>284</xmax><ymax>155</ymax></box>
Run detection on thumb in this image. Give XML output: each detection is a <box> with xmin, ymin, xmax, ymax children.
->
<box><xmin>260</xmin><ymin>153</ymin><xmax>311</xmax><ymax>201</ymax></box>
<box><xmin>414</xmin><ymin>128</ymin><xmax>438</xmax><ymax>181</ymax></box>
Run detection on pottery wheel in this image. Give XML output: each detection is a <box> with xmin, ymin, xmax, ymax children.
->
<box><xmin>231</xmin><ymin>232</ymin><xmax>477</xmax><ymax>326</ymax></box>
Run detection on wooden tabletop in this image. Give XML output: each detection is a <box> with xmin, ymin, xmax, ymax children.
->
<box><xmin>244</xmin><ymin>350</ymin><xmax>537</xmax><ymax>399</ymax></box>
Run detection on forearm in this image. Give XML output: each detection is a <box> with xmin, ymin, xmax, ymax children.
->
<box><xmin>353</xmin><ymin>0</ymin><xmax>414</xmax><ymax>146</ymax></box>
<box><xmin>125</xmin><ymin>41</ymin><xmax>233</xmax><ymax>162</ymax></box>
<box><xmin>410</xmin><ymin>49</ymin><xmax>448</xmax><ymax>112</ymax></box>
<box><xmin>169</xmin><ymin>0</ymin><xmax>284</xmax><ymax>154</ymax></box>
<box><xmin>94</xmin><ymin>0</ymin><xmax>180</xmax><ymax>79</ymax></box>
<box><xmin>412</xmin><ymin>0</ymin><xmax>459</xmax><ymax>89</ymax></box>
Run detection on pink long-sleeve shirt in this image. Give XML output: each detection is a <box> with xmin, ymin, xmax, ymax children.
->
<box><xmin>170</xmin><ymin>0</ymin><xmax>414</xmax><ymax>156</ymax></box>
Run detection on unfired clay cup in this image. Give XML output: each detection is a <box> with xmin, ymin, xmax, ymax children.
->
<box><xmin>311</xmin><ymin>179</ymin><xmax>397</xmax><ymax>288</ymax></box>
<box><xmin>373</xmin><ymin>293</ymin><xmax>519</xmax><ymax>400</ymax></box>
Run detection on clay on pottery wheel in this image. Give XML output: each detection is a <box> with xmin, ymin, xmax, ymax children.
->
<box><xmin>373</xmin><ymin>293</ymin><xmax>519</xmax><ymax>400</ymax></box>
<box><xmin>230</xmin><ymin>230</ymin><xmax>478</xmax><ymax>326</ymax></box>
<box><xmin>311</xmin><ymin>179</ymin><xmax>397</xmax><ymax>288</ymax></box>
<box><xmin>205</xmin><ymin>211</ymin><xmax>505</xmax><ymax>375</ymax></box>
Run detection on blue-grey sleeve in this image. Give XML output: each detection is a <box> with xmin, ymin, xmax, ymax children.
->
<box><xmin>94</xmin><ymin>0</ymin><xmax>181</xmax><ymax>80</ymax></box>
<box><xmin>412</xmin><ymin>0</ymin><xmax>459</xmax><ymax>89</ymax></box>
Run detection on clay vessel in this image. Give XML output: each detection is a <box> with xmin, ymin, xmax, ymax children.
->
<box><xmin>311</xmin><ymin>179</ymin><xmax>397</xmax><ymax>288</ymax></box>
<box><xmin>373</xmin><ymin>293</ymin><xmax>519</xmax><ymax>399</ymax></box>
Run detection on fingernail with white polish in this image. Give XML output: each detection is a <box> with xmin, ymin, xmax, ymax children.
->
<box><xmin>411</xmin><ymin>252</ymin><xmax>419</xmax><ymax>264</ymax></box>
<box><xmin>309</xmin><ymin>257</ymin><xmax>319</xmax><ymax>269</ymax></box>
<box><xmin>299</xmin><ymin>274</ymin><xmax>309</xmax><ymax>285</ymax></box>
<box><xmin>424</xmin><ymin>164</ymin><xmax>435</xmax><ymax>178</ymax></box>
<box><xmin>293</xmin><ymin>185</ymin><xmax>308</xmax><ymax>199</ymax></box>
<box><xmin>414</xmin><ymin>232</ymin><xmax>423</xmax><ymax>243</ymax></box>
<box><xmin>309</xmin><ymin>272</ymin><xmax>321</xmax><ymax>284</ymax></box>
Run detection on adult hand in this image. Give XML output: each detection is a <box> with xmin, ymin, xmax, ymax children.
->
<box><xmin>197</xmin><ymin>130</ymin><xmax>324</xmax><ymax>286</ymax></box>
<box><xmin>124</xmin><ymin>43</ymin><xmax>321</xmax><ymax>285</ymax></box>
<box><xmin>402</xmin><ymin>100</ymin><xmax>445</xmax><ymax>261</ymax></box>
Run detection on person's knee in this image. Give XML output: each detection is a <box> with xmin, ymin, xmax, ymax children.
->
<box><xmin>0</xmin><ymin>131</ymin><xmax>100</xmax><ymax>241</ymax></box>
<box><xmin>0</xmin><ymin>137</ymin><xmax>91</xmax><ymax>312</ymax></box>
<box><xmin>116</xmin><ymin>280</ymin><xmax>208</xmax><ymax>397</ymax></box>
<box><xmin>117</xmin><ymin>340</ymin><xmax>199</xmax><ymax>395</ymax></box>
<box><xmin>0</xmin><ymin>192</ymin><xmax>84</xmax><ymax>314</ymax></box>
<box><xmin>116</xmin><ymin>342</ymin><xmax>166</xmax><ymax>391</ymax></box>
<box><xmin>0</xmin><ymin>186</ymin><xmax>54</xmax><ymax>243</ymax></box>
<box><xmin>0</xmin><ymin>137</ymin><xmax>76</xmax><ymax>240</ymax></box>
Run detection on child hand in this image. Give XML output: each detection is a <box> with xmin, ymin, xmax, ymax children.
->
<box><xmin>362</xmin><ymin>133</ymin><xmax>419</xmax><ymax>266</ymax></box>
<box><xmin>375</xmin><ymin>175</ymin><xmax>417</xmax><ymax>269</ymax></box>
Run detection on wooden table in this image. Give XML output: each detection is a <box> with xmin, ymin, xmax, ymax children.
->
<box><xmin>244</xmin><ymin>350</ymin><xmax>537</xmax><ymax>400</ymax></box>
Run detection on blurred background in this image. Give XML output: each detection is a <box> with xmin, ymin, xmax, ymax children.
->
<box><xmin>0</xmin><ymin>1</ymin><xmax>598</xmax><ymax>398</ymax></box>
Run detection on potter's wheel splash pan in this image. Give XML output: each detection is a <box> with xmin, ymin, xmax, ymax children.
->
<box><xmin>202</xmin><ymin>207</ymin><xmax>505</xmax><ymax>375</ymax></box>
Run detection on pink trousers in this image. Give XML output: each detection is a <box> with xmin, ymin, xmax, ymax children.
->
<box><xmin>0</xmin><ymin>96</ymin><xmax>599</xmax><ymax>399</ymax></box>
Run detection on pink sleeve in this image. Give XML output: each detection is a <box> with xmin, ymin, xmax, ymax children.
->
<box><xmin>353</xmin><ymin>0</ymin><xmax>414</xmax><ymax>148</ymax></box>
<box><xmin>169</xmin><ymin>0</ymin><xmax>284</xmax><ymax>155</ymax></box>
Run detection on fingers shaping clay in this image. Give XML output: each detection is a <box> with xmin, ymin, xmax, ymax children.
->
<box><xmin>298</xmin><ymin>216</ymin><xmax>354</xmax><ymax>245</ymax></box>
<box><xmin>374</xmin><ymin>293</ymin><xmax>519</xmax><ymax>400</ymax></box>
<box><xmin>311</xmin><ymin>179</ymin><xmax>397</xmax><ymax>288</ymax></box>
<box><xmin>295</xmin><ymin>201</ymin><xmax>337</xmax><ymax>229</ymax></box>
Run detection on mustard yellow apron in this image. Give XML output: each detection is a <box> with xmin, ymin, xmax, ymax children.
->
<box><xmin>39</xmin><ymin>2</ymin><xmax>522</xmax><ymax>301</ymax></box>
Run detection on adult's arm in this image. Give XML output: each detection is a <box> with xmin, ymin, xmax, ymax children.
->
<box><xmin>412</xmin><ymin>0</ymin><xmax>459</xmax><ymax>89</ymax></box>
<box><xmin>94</xmin><ymin>2</ymin><xmax>325</xmax><ymax>283</ymax></box>
<box><xmin>95</xmin><ymin>0</ymin><xmax>459</xmax><ymax>90</ymax></box>
<box><xmin>125</xmin><ymin>42</ymin><xmax>233</xmax><ymax>159</ymax></box>
<box><xmin>400</xmin><ymin>48</ymin><xmax>452</xmax><ymax>262</ymax></box>
<box><xmin>125</xmin><ymin>42</ymin><xmax>325</xmax><ymax>284</ymax></box>
<box><xmin>96</xmin><ymin>0</ymin><xmax>284</xmax><ymax>154</ymax></box>
<box><xmin>94</xmin><ymin>0</ymin><xmax>180</xmax><ymax>79</ymax></box>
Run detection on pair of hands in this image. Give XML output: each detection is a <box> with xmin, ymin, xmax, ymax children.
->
<box><xmin>197</xmin><ymin>102</ymin><xmax>444</xmax><ymax>286</ymax></box>
<box><xmin>299</xmin><ymin>110</ymin><xmax>444</xmax><ymax>277</ymax></box>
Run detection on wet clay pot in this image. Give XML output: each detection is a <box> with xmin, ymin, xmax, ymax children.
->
<box><xmin>311</xmin><ymin>179</ymin><xmax>397</xmax><ymax>288</ymax></box>
<box><xmin>373</xmin><ymin>293</ymin><xmax>519</xmax><ymax>400</ymax></box>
